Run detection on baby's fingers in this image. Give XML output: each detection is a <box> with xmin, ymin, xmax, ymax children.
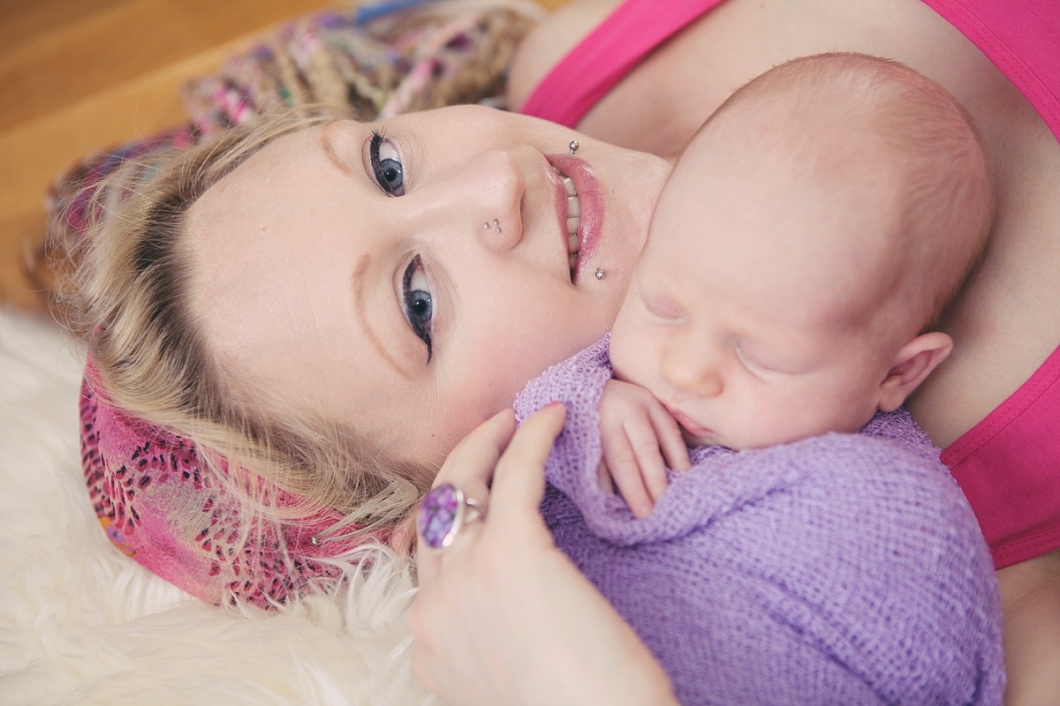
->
<box><xmin>623</xmin><ymin>419</ymin><xmax>671</xmax><ymax>507</ymax></box>
<box><xmin>600</xmin><ymin>430</ymin><xmax>654</xmax><ymax>519</ymax></box>
<box><xmin>649</xmin><ymin>405</ymin><xmax>691</xmax><ymax>472</ymax></box>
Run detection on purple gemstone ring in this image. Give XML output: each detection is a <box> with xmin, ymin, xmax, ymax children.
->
<box><xmin>417</xmin><ymin>483</ymin><xmax>487</xmax><ymax>551</ymax></box>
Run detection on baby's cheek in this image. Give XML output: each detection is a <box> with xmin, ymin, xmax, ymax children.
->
<box><xmin>608</xmin><ymin>325</ymin><xmax>652</xmax><ymax>388</ymax></box>
<box><xmin>607</xmin><ymin>325</ymin><xmax>635</xmax><ymax>378</ymax></box>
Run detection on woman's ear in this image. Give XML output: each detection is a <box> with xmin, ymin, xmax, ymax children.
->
<box><xmin>877</xmin><ymin>332</ymin><xmax>953</xmax><ymax>412</ymax></box>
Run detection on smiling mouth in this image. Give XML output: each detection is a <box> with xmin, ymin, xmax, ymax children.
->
<box><xmin>554</xmin><ymin>167</ymin><xmax>582</xmax><ymax>281</ymax></box>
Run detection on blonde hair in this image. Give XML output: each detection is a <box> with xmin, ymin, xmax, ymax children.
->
<box><xmin>47</xmin><ymin>0</ymin><xmax>545</xmax><ymax>544</ymax></box>
<box><xmin>52</xmin><ymin>110</ymin><xmax>432</xmax><ymax>536</ymax></box>
<box><xmin>704</xmin><ymin>53</ymin><xmax>994</xmax><ymax>337</ymax></box>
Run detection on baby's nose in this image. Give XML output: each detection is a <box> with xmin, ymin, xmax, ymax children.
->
<box><xmin>662</xmin><ymin>343</ymin><xmax>723</xmax><ymax>398</ymax></box>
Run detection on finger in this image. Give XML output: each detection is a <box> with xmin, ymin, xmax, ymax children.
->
<box><xmin>415</xmin><ymin>495</ymin><xmax>489</xmax><ymax>584</ymax></box>
<box><xmin>602</xmin><ymin>432</ymin><xmax>654</xmax><ymax>519</ymax></box>
<box><xmin>649</xmin><ymin>404</ymin><xmax>691</xmax><ymax>472</ymax></box>
<box><xmin>417</xmin><ymin>410</ymin><xmax>515</xmax><ymax>582</ymax></box>
<box><xmin>489</xmin><ymin>403</ymin><xmax>566</xmax><ymax>523</ymax></box>
<box><xmin>624</xmin><ymin>420</ymin><xmax>670</xmax><ymax>506</ymax></box>
<box><xmin>415</xmin><ymin>536</ymin><xmax>443</xmax><ymax>587</ymax></box>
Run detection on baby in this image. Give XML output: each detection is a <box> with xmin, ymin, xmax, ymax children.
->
<box><xmin>516</xmin><ymin>53</ymin><xmax>1003</xmax><ymax>703</ymax></box>
<box><xmin>602</xmin><ymin>52</ymin><xmax>994</xmax><ymax>517</ymax></box>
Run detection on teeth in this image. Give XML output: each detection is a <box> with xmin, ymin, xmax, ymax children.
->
<box><xmin>567</xmin><ymin>196</ymin><xmax>580</xmax><ymax>218</ymax></box>
<box><xmin>555</xmin><ymin>168</ymin><xmax>582</xmax><ymax>279</ymax></box>
<box><xmin>560</xmin><ymin>175</ymin><xmax>581</xmax><ymax>237</ymax></box>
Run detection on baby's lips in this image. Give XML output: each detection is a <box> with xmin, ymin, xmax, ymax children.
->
<box><xmin>679</xmin><ymin>425</ymin><xmax>714</xmax><ymax>450</ymax></box>
<box><xmin>666</xmin><ymin>405</ymin><xmax>713</xmax><ymax>441</ymax></box>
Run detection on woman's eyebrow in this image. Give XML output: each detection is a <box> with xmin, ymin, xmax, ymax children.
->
<box><xmin>321</xmin><ymin>121</ymin><xmax>354</xmax><ymax>175</ymax></box>
<box><xmin>352</xmin><ymin>253</ymin><xmax>413</xmax><ymax>381</ymax></box>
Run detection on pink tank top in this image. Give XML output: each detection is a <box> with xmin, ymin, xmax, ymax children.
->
<box><xmin>519</xmin><ymin>0</ymin><xmax>727</xmax><ymax>127</ymax></box>
<box><xmin>522</xmin><ymin>0</ymin><xmax>1060</xmax><ymax>569</ymax></box>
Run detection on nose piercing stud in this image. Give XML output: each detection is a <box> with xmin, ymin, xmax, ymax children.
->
<box><xmin>595</xmin><ymin>269</ymin><xmax>606</xmax><ymax>280</ymax></box>
<box><xmin>483</xmin><ymin>218</ymin><xmax>501</xmax><ymax>234</ymax></box>
<box><xmin>569</xmin><ymin>140</ymin><xmax>579</xmax><ymax>155</ymax></box>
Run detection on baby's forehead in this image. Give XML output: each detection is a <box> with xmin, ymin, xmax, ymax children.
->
<box><xmin>645</xmin><ymin>175</ymin><xmax>900</xmax><ymax>319</ymax></box>
<box><xmin>652</xmin><ymin>133</ymin><xmax>722</xmax><ymax>222</ymax></box>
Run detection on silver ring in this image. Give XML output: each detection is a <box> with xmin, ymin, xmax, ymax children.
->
<box><xmin>417</xmin><ymin>483</ymin><xmax>486</xmax><ymax>550</ymax></box>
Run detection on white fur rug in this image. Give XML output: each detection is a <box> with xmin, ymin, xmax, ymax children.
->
<box><xmin>0</xmin><ymin>308</ymin><xmax>433</xmax><ymax>706</ymax></box>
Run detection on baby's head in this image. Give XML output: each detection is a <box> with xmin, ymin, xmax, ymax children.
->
<box><xmin>610</xmin><ymin>53</ymin><xmax>993</xmax><ymax>450</ymax></box>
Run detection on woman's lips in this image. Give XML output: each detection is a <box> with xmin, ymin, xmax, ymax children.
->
<box><xmin>546</xmin><ymin>154</ymin><xmax>604</xmax><ymax>283</ymax></box>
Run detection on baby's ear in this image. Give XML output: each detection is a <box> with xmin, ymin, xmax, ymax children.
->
<box><xmin>877</xmin><ymin>332</ymin><xmax>953</xmax><ymax>412</ymax></box>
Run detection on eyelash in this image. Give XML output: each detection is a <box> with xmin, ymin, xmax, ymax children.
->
<box><xmin>369</xmin><ymin>130</ymin><xmax>406</xmax><ymax>196</ymax></box>
<box><xmin>402</xmin><ymin>255</ymin><xmax>433</xmax><ymax>362</ymax></box>
<box><xmin>734</xmin><ymin>343</ymin><xmax>777</xmax><ymax>378</ymax></box>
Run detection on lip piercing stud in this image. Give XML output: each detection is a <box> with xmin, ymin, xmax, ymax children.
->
<box><xmin>492</xmin><ymin>219</ymin><xmax>501</xmax><ymax>234</ymax></box>
<box><xmin>569</xmin><ymin>140</ymin><xmax>579</xmax><ymax>155</ymax></box>
<box><xmin>595</xmin><ymin>269</ymin><xmax>606</xmax><ymax>280</ymax></box>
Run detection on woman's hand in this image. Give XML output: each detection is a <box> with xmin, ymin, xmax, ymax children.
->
<box><xmin>410</xmin><ymin>404</ymin><xmax>678</xmax><ymax>706</ymax></box>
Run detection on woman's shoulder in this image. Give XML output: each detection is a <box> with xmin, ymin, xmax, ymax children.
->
<box><xmin>507</xmin><ymin>0</ymin><xmax>624</xmax><ymax>112</ymax></box>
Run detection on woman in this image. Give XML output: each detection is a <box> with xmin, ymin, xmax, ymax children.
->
<box><xmin>63</xmin><ymin>0</ymin><xmax>1058</xmax><ymax>700</ymax></box>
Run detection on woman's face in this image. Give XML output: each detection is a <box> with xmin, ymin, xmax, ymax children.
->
<box><xmin>185</xmin><ymin>106</ymin><xmax>669</xmax><ymax>467</ymax></box>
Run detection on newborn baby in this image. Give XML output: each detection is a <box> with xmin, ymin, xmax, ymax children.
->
<box><xmin>516</xmin><ymin>53</ymin><xmax>1004</xmax><ymax>704</ymax></box>
<box><xmin>602</xmin><ymin>52</ymin><xmax>993</xmax><ymax>518</ymax></box>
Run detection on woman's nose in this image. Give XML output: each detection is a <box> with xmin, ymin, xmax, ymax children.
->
<box><xmin>463</xmin><ymin>149</ymin><xmax>526</xmax><ymax>252</ymax></box>
<box><xmin>661</xmin><ymin>339</ymin><xmax>723</xmax><ymax>399</ymax></box>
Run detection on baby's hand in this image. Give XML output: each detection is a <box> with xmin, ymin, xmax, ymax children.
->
<box><xmin>597</xmin><ymin>380</ymin><xmax>691</xmax><ymax>518</ymax></box>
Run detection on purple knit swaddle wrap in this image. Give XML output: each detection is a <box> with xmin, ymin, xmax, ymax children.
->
<box><xmin>514</xmin><ymin>337</ymin><xmax>1004</xmax><ymax>705</ymax></box>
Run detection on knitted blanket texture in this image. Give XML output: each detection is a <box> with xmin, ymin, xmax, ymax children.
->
<box><xmin>514</xmin><ymin>338</ymin><xmax>1004</xmax><ymax>705</ymax></box>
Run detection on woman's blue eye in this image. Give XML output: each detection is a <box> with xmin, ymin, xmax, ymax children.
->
<box><xmin>403</xmin><ymin>255</ymin><xmax>433</xmax><ymax>362</ymax></box>
<box><xmin>370</xmin><ymin>131</ymin><xmax>405</xmax><ymax>196</ymax></box>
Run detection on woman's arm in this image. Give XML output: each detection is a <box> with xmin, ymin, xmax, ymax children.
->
<box><xmin>997</xmin><ymin>550</ymin><xmax>1060</xmax><ymax>706</ymax></box>
<box><xmin>410</xmin><ymin>406</ymin><xmax>678</xmax><ymax>706</ymax></box>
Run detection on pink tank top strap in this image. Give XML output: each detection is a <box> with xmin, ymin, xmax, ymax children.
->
<box><xmin>519</xmin><ymin>0</ymin><xmax>725</xmax><ymax>127</ymax></box>
<box><xmin>924</xmin><ymin>0</ymin><xmax>1060</xmax><ymax>567</ymax></box>
<box><xmin>941</xmin><ymin>343</ymin><xmax>1060</xmax><ymax>569</ymax></box>
<box><xmin>920</xmin><ymin>0</ymin><xmax>1060</xmax><ymax>142</ymax></box>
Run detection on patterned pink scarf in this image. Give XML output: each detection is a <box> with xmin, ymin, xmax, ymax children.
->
<box><xmin>80</xmin><ymin>359</ymin><xmax>367</xmax><ymax>607</ymax></box>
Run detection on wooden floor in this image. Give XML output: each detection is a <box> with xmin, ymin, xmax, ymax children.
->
<box><xmin>0</xmin><ymin>0</ymin><xmax>564</xmax><ymax>314</ymax></box>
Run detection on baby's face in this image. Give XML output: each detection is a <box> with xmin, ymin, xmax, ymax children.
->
<box><xmin>609</xmin><ymin>133</ymin><xmax>895</xmax><ymax>450</ymax></box>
